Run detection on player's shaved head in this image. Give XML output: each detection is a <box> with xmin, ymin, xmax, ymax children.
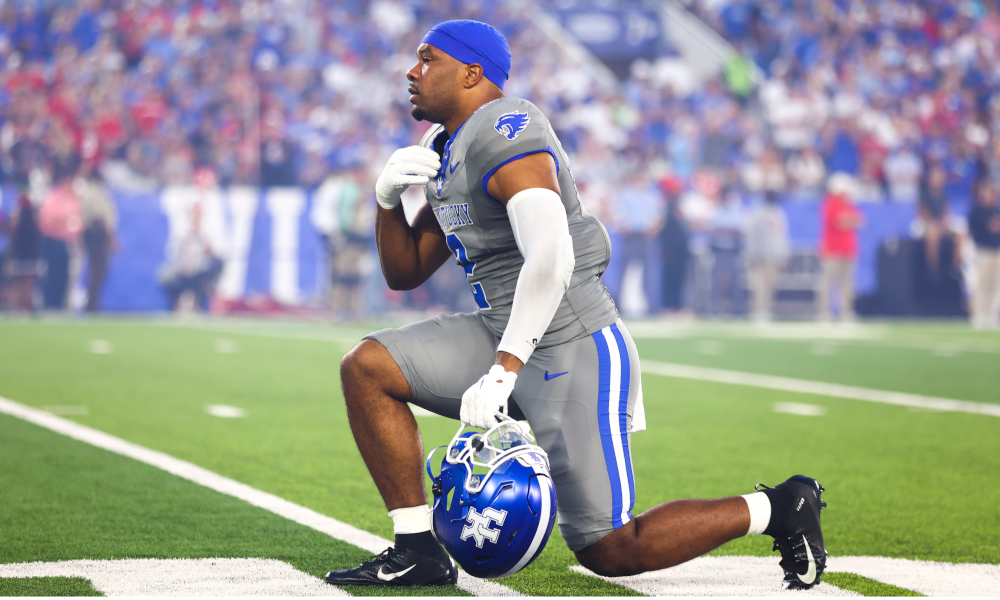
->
<box><xmin>406</xmin><ymin>44</ymin><xmax>504</xmax><ymax>133</ymax></box>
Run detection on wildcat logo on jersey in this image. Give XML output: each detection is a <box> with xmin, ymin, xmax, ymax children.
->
<box><xmin>495</xmin><ymin>111</ymin><xmax>530</xmax><ymax>140</ymax></box>
<box><xmin>433</xmin><ymin>203</ymin><xmax>473</xmax><ymax>230</ymax></box>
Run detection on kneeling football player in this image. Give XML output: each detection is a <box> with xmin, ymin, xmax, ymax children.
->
<box><xmin>325</xmin><ymin>20</ymin><xmax>827</xmax><ymax>590</ymax></box>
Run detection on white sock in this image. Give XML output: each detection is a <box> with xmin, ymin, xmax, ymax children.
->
<box><xmin>388</xmin><ymin>505</ymin><xmax>432</xmax><ymax>535</ymax></box>
<box><xmin>742</xmin><ymin>492</ymin><xmax>771</xmax><ymax>536</ymax></box>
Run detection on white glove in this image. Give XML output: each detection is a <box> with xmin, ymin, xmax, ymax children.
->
<box><xmin>375</xmin><ymin>146</ymin><xmax>441</xmax><ymax>210</ymax></box>
<box><xmin>460</xmin><ymin>365</ymin><xmax>517</xmax><ymax>430</ymax></box>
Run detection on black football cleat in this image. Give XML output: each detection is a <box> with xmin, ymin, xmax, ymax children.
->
<box><xmin>324</xmin><ymin>546</ymin><xmax>458</xmax><ymax>587</ymax></box>
<box><xmin>757</xmin><ymin>475</ymin><xmax>828</xmax><ymax>590</ymax></box>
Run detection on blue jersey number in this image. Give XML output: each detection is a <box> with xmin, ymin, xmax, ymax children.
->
<box><xmin>446</xmin><ymin>233</ymin><xmax>491</xmax><ymax>310</ymax></box>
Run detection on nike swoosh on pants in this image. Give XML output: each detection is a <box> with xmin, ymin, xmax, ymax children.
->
<box><xmin>544</xmin><ymin>371</ymin><xmax>568</xmax><ymax>381</ymax></box>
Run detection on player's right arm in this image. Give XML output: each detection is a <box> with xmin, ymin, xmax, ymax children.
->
<box><xmin>375</xmin><ymin>201</ymin><xmax>452</xmax><ymax>290</ymax></box>
<box><xmin>373</xmin><ymin>146</ymin><xmax>452</xmax><ymax>290</ymax></box>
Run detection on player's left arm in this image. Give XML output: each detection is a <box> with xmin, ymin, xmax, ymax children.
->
<box><xmin>460</xmin><ymin>151</ymin><xmax>575</xmax><ymax>430</ymax></box>
<box><xmin>486</xmin><ymin>152</ymin><xmax>570</xmax><ymax>373</ymax></box>
<box><xmin>485</xmin><ymin>152</ymin><xmax>560</xmax><ymax>207</ymax></box>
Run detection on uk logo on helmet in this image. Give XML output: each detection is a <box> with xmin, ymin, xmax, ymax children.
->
<box><xmin>495</xmin><ymin>111</ymin><xmax>530</xmax><ymax>140</ymax></box>
<box><xmin>460</xmin><ymin>507</ymin><xmax>507</xmax><ymax>548</ymax></box>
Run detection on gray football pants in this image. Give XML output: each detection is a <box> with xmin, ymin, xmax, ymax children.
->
<box><xmin>365</xmin><ymin>312</ymin><xmax>643</xmax><ymax>551</ymax></box>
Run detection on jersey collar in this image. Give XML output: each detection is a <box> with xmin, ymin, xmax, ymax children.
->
<box><xmin>435</xmin><ymin>98</ymin><xmax>504</xmax><ymax>197</ymax></box>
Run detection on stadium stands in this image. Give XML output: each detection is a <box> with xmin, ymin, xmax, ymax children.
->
<box><xmin>0</xmin><ymin>0</ymin><xmax>996</xmax><ymax>316</ymax></box>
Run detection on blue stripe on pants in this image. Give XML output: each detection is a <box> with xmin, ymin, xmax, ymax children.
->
<box><xmin>610</xmin><ymin>323</ymin><xmax>635</xmax><ymax>520</ymax></box>
<box><xmin>592</xmin><ymin>327</ymin><xmax>625</xmax><ymax>529</ymax></box>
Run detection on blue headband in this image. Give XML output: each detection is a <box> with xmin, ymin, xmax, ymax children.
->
<box><xmin>422</xmin><ymin>20</ymin><xmax>511</xmax><ymax>90</ymax></box>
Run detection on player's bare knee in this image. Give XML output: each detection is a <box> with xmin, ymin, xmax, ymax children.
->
<box><xmin>575</xmin><ymin>546</ymin><xmax>634</xmax><ymax>577</ymax></box>
<box><xmin>574</xmin><ymin>523</ymin><xmax>642</xmax><ymax>577</ymax></box>
<box><xmin>340</xmin><ymin>340</ymin><xmax>384</xmax><ymax>390</ymax></box>
<box><xmin>340</xmin><ymin>339</ymin><xmax>410</xmax><ymax>403</ymax></box>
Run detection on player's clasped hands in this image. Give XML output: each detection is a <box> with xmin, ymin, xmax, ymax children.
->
<box><xmin>375</xmin><ymin>146</ymin><xmax>441</xmax><ymax>210</ymax></box>
<box><xmin>461</xmin><ymin>365</ymin><xmax>517</xmax><ymax>430</ymax></box>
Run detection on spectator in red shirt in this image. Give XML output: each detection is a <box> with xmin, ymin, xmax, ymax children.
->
<box><xmin>818</xmin><ymin>173</ymin><xmax>865</xmax><ymax>321</ymax></box>
<box><xmin>131</xmin><ymin>93</ymin><xmax>168</xmax><ymax>136</ymax></box>
<box><xmin>37</xmin><ymin>181</ymin><xmax>83</xmax><ymax>310</ymax></box>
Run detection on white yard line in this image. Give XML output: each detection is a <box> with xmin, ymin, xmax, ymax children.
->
<box><xmin>0</xmin><ymin>396</ymin><xmax>520</xmax><ymax>597</ymax></box>
<box><xmin>0</xmin><ymin>558</ymin><xmax>347</xmax><ymax>597</ymax></box>
<box><xmin>829</xmin><ymin>556</ymin><xmax>1000</xmax><ymax>597</ymax></box>
<box><xmin>574</xmin><ymin>555</ymin><xmax>1000</xmax><ymax>596</ymax></box>
<box><xmin>641</xmin><ymin>360</ymin><xmax>1000</xmax><ymax>418</ymax></box>
<box><xmin>572</xmin><ymin>557</ymin><xmax>858</xmax><ymax>596</ymax></box>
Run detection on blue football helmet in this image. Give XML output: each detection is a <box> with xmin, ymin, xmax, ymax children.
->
<box><xmin>425</xmin><ymin>418</ymin><xmax>557</xmax><ymax>579</ymax></box>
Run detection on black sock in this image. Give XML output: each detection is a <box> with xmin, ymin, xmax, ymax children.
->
<box><xmin>395</xmin><ymin>531</ymin><xmax>443</xmax><ymax>556</ymax></box>
<box><xmin>762</xmin><ymin>486</ymin><xmax>794</xmax><ymax>537</ymax></box>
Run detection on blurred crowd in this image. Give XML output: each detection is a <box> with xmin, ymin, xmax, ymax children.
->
<box><xmin>676</xmin><ymin>0</ymin><xmax>1000</xmax><ymax>323</ymax></box>
<box><xmin>691</xmin><ymin>0</ymin><xmax>1000</xmax><ymax>207</ymax></box>
<box><xmin>0</xmin><ymin>0</ymin><xmax>631</xmax><ymax>191</ymax></box>
<box><xmin>0</xmin><ymin>0</ymin><xmax>998</xmax><ymax>323</ymax></box>
<box><xmin>0</xmin><ymin>1</ymin><xmax>993</xmax><ymax>197</ymax></box>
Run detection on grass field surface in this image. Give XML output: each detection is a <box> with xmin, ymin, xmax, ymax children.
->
<box><xmin>1</xmin><ymin>317</ymin><xmax>998</xmax><ymax>596</ymax></box>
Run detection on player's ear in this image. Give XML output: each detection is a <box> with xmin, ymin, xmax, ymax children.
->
<box><xmin>464</xmin><ymin>63</ymin><xmax>485</xmax><ymax>89</ymax></box>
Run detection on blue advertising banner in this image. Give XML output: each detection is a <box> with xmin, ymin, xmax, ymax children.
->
<box><xmin>0</xmin><ymin>185</ymin><xmax>918</xmax><ymax>312</ymax></box>
<box><xmin>1</xmin><ymin>185</ymin><xmax>339</xmax><ymax>312</ymax></box>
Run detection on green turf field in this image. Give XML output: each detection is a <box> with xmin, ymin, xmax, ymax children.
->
<box><xmin>1</xmin><ymin>317</ymin><xmax>998</xmax><ymax>596</ymax></box>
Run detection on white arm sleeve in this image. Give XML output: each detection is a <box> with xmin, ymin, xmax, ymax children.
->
<box><xmin>497</xmin><ymin>188</ymin><xmax>575</xmax><ymax>364</ymax></box>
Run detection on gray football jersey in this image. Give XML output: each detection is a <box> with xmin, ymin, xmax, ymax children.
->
<box><xmin>421</xmin><ymin>97</ymin><xmax>619</xmax><ymax>348</ymax></box>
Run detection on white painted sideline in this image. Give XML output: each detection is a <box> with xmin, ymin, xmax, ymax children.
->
<box><xmin>830</xmin><ymin>556</ymin><xmax>1000</xmax><ymax>597</ymax></box>
<box><xmin>0</xmin><ymin>396</ymin><xmax>520</xmax><ymax>597</ymax></box>
<box><xmin>573</xmin><ymin>557</ymin><xmax>857</xmax><ymax>596</ymax></box>
<box><xmin>0</xmin><ymin>558</ymin><xmax>346</xmax><ymax>597</ymax></box>
<box><xmin>641</xmin><ymin>360</ymin><xmax>1000</xmax><ymax>418</ymax></box>
<box><xmin>575</xmin><ymin>555</ymin><xmax>1000</xmax><ymax>596</ymax></box>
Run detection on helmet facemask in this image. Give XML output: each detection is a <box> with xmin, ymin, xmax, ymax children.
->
<box><xmin>441</xmin><ymin>419</ymin><xmax>546</xmax><ymax>494</ymax></box>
